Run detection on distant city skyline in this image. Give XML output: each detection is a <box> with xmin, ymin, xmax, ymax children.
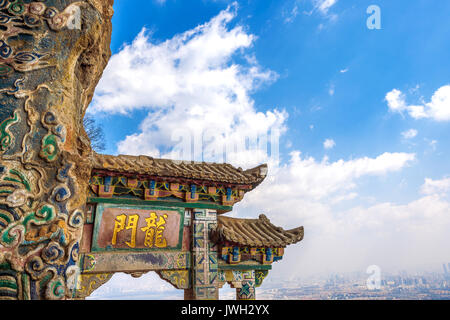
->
<box><xmin>88</xmin><ymin>263</ymin><xmax>450</xmax><ymax>300</ymax></box>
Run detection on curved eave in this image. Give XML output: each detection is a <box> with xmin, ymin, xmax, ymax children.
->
<box><xmin>213</xmin><ymin>214</ymin><xmax>304</xmax><ymax>248</ymax></box>
<box><xmin>91</xmin><ymin>153</ymin><xmax>268</xmax><ymax>189</ymax></box>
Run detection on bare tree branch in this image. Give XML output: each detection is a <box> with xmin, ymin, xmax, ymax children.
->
<box><xmin>83</xmin><ymin>113</ymin><xmax>106</xmax><ymax>152</ymax></box>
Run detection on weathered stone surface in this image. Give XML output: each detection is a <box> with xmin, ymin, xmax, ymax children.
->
<box><xmin>0</xmin><ymin>0</ymin><xmax>114</xmax><ymax>300</ymax></box>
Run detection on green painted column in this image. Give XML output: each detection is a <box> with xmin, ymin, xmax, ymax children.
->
<box><xmin>190</xmin><ymin>209</ymin><xmax>219</xmax><ymax>300</ymax></box>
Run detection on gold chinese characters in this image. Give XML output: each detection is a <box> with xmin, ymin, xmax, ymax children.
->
<box><xmin>112</xmin><ymin>212</ymin><xmax>168</xmax><ymax>248</ymax></box>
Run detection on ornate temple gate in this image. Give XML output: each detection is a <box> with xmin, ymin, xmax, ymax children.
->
<box><xmin>74</xmin><ymin>154</ymin><xmax>304</xmax><ymax>300</ymax></box>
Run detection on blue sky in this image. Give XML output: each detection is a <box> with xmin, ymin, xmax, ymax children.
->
<box><xmin>89</xmin><ymin>0</ymin><xmax>450</xmax><ymax>298</ymax></box>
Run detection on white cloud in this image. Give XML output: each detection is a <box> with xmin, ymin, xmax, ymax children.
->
<box><xmin>237</xmin><ymin>154</ymin><xmax>450</xmax><ymax>278</ymax></box>
<box><xmin>328</xmin><ymin>83</ymin><xmax>335</xmax><ymax>96</ymax></box>
<box><xmin>314</xmin><ymin>0</ymin><xmax>338</xmax><ymax>14</ymax></box>
<box><xmin>244</xmin><ymin>151</ymin><xmax>415</xmax><ymax>205</ymax></box>
<box><xmin>401</xmin><ymin>129</ymin><xmax>418</xmax><ymax>139</ymax></box>
<box><xmin>421</xmin><ymin>177</ymin><xmax>450</xmax><ymax>195</ymax></box>
<box><xmin>426</xmin><ymin>85</ymin><xmax>450</xmax><ymax>121</ymax></box>
<box><xmin>429</xmin><ymin>139</ymin><xmax>438</xmax><ymax>151</ymax></box>
<box><xmin>386</xmin><ymin>85</ymin><xmax>450</xmax><ymax>121</ymax></box>
<box><xmin>284</xmin><ymin>3</ymin><xmax>299</xmax><ymax>24</ymax></box>
<box><xmin>340</xmin><ymin>68</ymin><xmax>348</xmax><ymax>73</ymax></box>
<box><xmin>323</xmin><ymin>138</ymin><xmax>335</xmax><ymax>149</ymax></box>
<box><xmin>91</xmin><ymin>4</ymin><xmax>284</xmax><ymax>169</ymax></box>
<box><xmin>386</xmin><ymin>89</ymin><xmax>407</xmax><ymax>113</ymax></box>
<box><xmin>299</xmin><ymin>0</ymin><xmax>338</xmax><ymax>22</ymax></box>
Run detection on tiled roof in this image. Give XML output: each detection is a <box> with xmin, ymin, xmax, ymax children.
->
<box><xmin>92</xmin><ymin>153</ymin><xmax>268</xmax><ymax>186</ymax></box>
<box><xmin>212</xmin><ymin>214</ymin><xmax>304</xmax><ymax>247</ymax></box>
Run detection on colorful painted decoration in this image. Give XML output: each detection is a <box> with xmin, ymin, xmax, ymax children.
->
<box><xmin>0</xmin><ymin>111</ymin><xmax>19</xmax><ymax>153</ymax></box>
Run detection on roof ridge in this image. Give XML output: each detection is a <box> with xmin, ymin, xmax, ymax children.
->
<box><xmin>92</xmin><ymin>153</ymin><xmax>268</xmax><ymax>186</ymax></box>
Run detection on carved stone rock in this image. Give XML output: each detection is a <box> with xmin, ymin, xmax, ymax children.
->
<box><xmin>0</xmin><ymin>0</ymin><xmax>114</xmax><ymax>300</ymax></box>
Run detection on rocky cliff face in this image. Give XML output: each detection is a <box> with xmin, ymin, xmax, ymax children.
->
<box><xmin>0</xmin><ymin>0</ymin><xmax>114</xmax><ymax>299</ymax></box>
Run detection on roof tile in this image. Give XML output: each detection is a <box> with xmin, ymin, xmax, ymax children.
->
<box><xmin>212</xmin><ymin>214</ymin><xmax>304</xmax><ymax>247</ymax></box>
<box><xmin>92</xmin><ymin>153</ymin><xmax>268</xmax><ymax>186</ymax></box>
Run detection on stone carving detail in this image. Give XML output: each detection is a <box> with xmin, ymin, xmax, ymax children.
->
<box><xmin>0</xmin><ymin>0</ymin><xmax>114</xmax><ymax>300</ymax></box>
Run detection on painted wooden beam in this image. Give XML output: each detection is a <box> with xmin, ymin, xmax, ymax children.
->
<box><xmin>80</xmin><ymin>251</ymin><xmax>191</xmax><ymax>274</ymax></box>
<box><xmin>88</xmin><ymin>197</ymin><xmax>233</xmax><ymax>212</ymax></box>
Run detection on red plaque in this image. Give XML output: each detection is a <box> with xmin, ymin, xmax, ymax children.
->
<box><xmin>92</xmin><ymin>205</ymin><xmax>184</xmax><ymax>252</ymax></box>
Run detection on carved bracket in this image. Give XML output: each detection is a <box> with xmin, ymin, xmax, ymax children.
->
<box><xmin>156</xmin><ymin>270</ymin><xmax>190</xmax><ymax>289</ymax></box>
<box><xmin>74</xmin><ymin>273</ymin><xmax>114</xmax><ymax>300</ymax></box>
